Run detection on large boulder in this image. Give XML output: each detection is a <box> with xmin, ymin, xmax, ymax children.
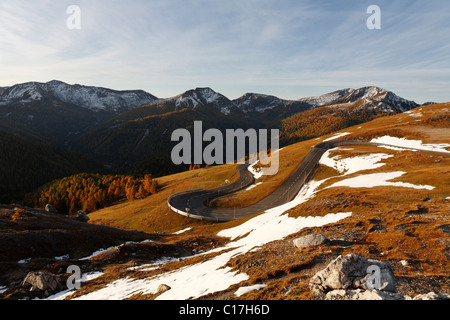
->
<box><xmin>21</xmin><ymin>271</ymin><xmax>60</xmax><ymax>293</ymax></box>
<box><xmin>293</xmin><ymin>234</ymin><xmax>329</xmax><ymax>249</ymax></box>
<box><xmin>310</xmin><ymin>254</ymin><xmax>396</xmax><ymax>296</ymax></box>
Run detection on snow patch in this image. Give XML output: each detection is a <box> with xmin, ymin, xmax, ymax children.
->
<box><xmin>127</xmin><ymin>257</ymin><xmax>180</xmax><ymax>271</ymax></box>
<box><xmin>246</xmin><ymin>182</ymin><xmax>262</xmax><ymax>191</ymax></box>
<box><xmin>371</xmin><ymin>136</ymin><xmax>450</xmax><ymax>154</ymax></box>
<box><xmin>299</xmin><ymin>88</ymin><xmax>353</xmax><ymax>106</ymax></box>
<box><xmin>248</xmin><ymin>162</ymin><xmax>263</xmax><ymax>179</ymax></box>
<box><xmin>319</xmin><ymin>148</ymin><xmax>393</xmax><ymax>176</ymax></box>
<box><xmin>18</xmin><ymin>258</ymin><xmax>31</xmax><ymax>264</ymax></box>
<box><xmin>79</xmin><ymin>245</ymin><xmax>117</xmax><ymax>260</ymax></box>
<box><xmin>55</xmin><ymin>254</ymin><xmax>70</xmax><ymax>261</ymax></box>
<box><xmin>80</xmin><ymin>239</ymin><xmax>154</xmax><ymax>260</ymax></box>
<box><xmin>173</xmin><ymin>227</ymin><xmax>192</xmax><ymax>235</ymax></box>
<box><xmin>234</xmin><ymin>284</ymin><xmax>267</xmax><ymax>297</ymax></box>
<box><xmin>326</xmin><ymin>171</ymin><xmax>435</xmax><ymax>190</ymax></box>
<box><xmin>323</xmin><ymin>132</ymin><xmax>351</xmax><ymax>142</ymax></box>
<box><xmin>68</xmin><ymin>177</ymin><xmax>351</xmax><ymax>300</ymax></box>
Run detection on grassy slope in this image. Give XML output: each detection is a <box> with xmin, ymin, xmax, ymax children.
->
<box><xmin>224</xmin><ymin>103</ymin><xmax>450</xmax><ymax>299</ymax></box>
<box><xmin>89</xmin><ymin>103</ymin><xmax>449</xmax><ymax>233</ymax></box>
<box><xmin>86</xmin><ymin>103</ymin><xmax>449</xmax><ymax>299</ymax></box>
<box><xmin>89</xmin><ymin>163</ymin><xmax>243</xmax><ymax>233</ymax></box>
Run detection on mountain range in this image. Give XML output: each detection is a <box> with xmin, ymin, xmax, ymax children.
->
<box><xmin>0</xmin><ymin>80</ymin><xmax>423</xmax><ymax>202</ymax></box>
<box><xmin>0</xmin><ymin>80</ymin><xmax>419</xmax><ymax>120</ymax></box>
<box><xmin>0</xmin><ymin>80</ymin><xmax>157</xmax><ymax>112</ymax></box>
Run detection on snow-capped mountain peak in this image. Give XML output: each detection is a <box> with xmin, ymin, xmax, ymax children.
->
<box><xmin>232</xmin><ymin>93</ymin><xmax>285</xmax><ymax>113</ymax></box>
<box><xmin>0</xmin><ymin>82</ymin><xmax>45</xmax><ymax>103</ymax></box>
<box><xmin>0</xmin><ymin>80</ymin><xmax>158</xmax><ymax>112</ymax></box>
<box><xmin>344</xmin><ymin>86</ymin><xmax>387</xmax><ymax>101</ymax></box>
<box><xmin>297</xmin><ymin>86</ymin><xmax>419</xmax><ymax>113</ymax></box>
<box><xmin>0</xmin><ymin>81</ymin><xmax>420</xmax><ymax>117</ymax></box>
<box><xmin>335</xmin><ymin>86</ymin><xmax>418</xmax><ymax>112</ymax></box>
<box><xmin>166</xmin><ymin>87</ymin><xmax>235</xmax><ymax>114</ymax></box>
<box><xmin>298</xmin><ymin>88</ymin><xmax>354</xmax><ymax>107</ymax></box>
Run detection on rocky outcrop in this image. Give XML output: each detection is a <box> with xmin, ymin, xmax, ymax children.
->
<box><xmin>310</xmin><ymin>254</ymin><xmax>396</xmax><ymax>295</ymax></box>
<box><xmin>324</xmin><ymin>288</ymin><xmax>405</xmax><ymax>300</ymax></box>
<box><xmin>309</xmin><ymin>254</ymin><xmax>450</xmax><ymax>300</ymax></box>
<box><xmin>412</xmin><ymin>292</ymin><xmax>450</xmax><ymax>300</ymax></box>
<box><xmin>21</xmin><ymin>271</ymin><xmax>66</xmax><ymax>297</ymax></box>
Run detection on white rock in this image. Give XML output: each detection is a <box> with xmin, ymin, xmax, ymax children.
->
<box><xmin>293</xmin><ymin>234</ymin><xmax>328</xmax><ymax>249</ymax></box>
<box><xmin>310</xmin><ymin>254</ymin><xmax>396</xmax><ymax>295</ymax></box>
<box><xmin>413</xmin><ymin>292</ymin><xmax>450</xmax><ymax>300</ymax></box>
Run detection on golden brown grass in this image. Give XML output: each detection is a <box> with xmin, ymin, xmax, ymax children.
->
<box><xmin>81</xmin><ymin>103</ymin><xmax>449</xmax><ymax>300</ymax></box>
<box><xmin>210</xmin><ymin>139</ymin><xmax>318</xmax><ymax>208</ymax></box>
<box><xmin>89</xmin><ymin>163</ymin><xmax>241</xmax><ymax>233</ymax></box>
<box><xmin>89</xmin><ymin>103</ymin><xmax>449</xmax><ymax>235</ymax></box>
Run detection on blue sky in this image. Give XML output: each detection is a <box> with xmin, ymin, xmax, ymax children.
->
<box><xmin>1</xmin><ymin>0</ymin><xmax>449</xmax><ymax>103</ymax></box>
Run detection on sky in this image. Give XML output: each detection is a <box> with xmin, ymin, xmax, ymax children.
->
<box><xmin>1</xmin><ymin>0</ymin><xmax>449</xmax><ymax>104</ymax></box>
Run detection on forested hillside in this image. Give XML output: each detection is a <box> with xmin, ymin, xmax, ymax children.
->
<box><xmin>0</xmin><ymin>130</ymin><xmax>101</xmax><ymax>203</ymax></box>
<box><xmin>24</xmin><ymin>173</ymin><xmax>159</xmax><ymax>214</ymax></box>
<box><xmin>279</xmin><ymin>104</ymin><xmax>393</xmax><ymax>146</ymax></box>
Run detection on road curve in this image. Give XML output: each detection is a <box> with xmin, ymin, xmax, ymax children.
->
<box><xmin>168</xmin><ymin>140</ymin><xmax>377</xmax><ymax>222</ymax></box>
<box><xmin>168</xmin><ymin>139</ymin><xmax>448</xmax><ymax>222</ymax></box>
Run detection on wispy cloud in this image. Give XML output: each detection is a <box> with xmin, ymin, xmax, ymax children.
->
<box><xmin>0</xmin><ymin>0</ymin><xmax>449</xmax><ymax>103</ymax></box>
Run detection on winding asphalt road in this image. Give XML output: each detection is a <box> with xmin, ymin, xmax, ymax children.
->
<box><xmin>168</xmin><ymin>140</ymin><xmax>374</xmax><ymax>222</ymax></box>
<box><xmin>168</xmin><ymin>139</ymin><xmax>449</xmax><ymax>222</ymax></box>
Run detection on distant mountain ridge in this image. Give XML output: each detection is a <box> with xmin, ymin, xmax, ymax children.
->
<box><xmin>146</xmin><ymin>85</ymin><xmax>420</xmax><ymax>116</ymax></box>
<box><xmin>0</xmin><ymin>80</ymin><xmax>426</xmax><ymax>203</ymax></box>
<box><xmin>328</xmin><ymin>86</ymin><xmax>419</xmax><ymax>112</ymax></box>
<box><xmin>0</xmin><ymin>80</ymin><xmax>422</xmax><ymax>159</ymax></box>
<box><xmin>0</xmin><ymin>80</ymin><xmax>158</xmax><ymax>113</ymax></box>
<box><xmin>0</xmin><ymin>80</ymin><xmax>420</xmax><ymax>116</ymax></box>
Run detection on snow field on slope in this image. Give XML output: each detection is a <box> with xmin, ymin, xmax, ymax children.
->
<box><xmin>371</xmin><ymin>136</ymin><xmax>450</xmax><ymax>154</ymax></box>
<box><xmin>327</xmin><ymin>171</ymin><xmax>434</xmax><ymax>190</ymax></box>
<box><xmin>70</xmin><ymin>187</ymin><xmax>351</xmax><ymax>300</ymax></box>
<box><xmin>323</xmin><ymin>132</ymin><xmax>351</xmax><ymax>142</ymax></box>
<box><xmin>65</xmin><ymin>178</ymin><xmax>352</xmax><ymax>300</ymax></box>
<box><xmin>55</xmin><ymin>139</ymin><xmax>444</xmax><ymax>300</ymax></box>
<box><xmin>319</xmin><ymin>149</ymin><xmax>393</xmax><ymax>176</ymax></box>
<box><xmin>319</xmin><ymin>146</ymin><xmax>436</xmax><ymax>190</ymax></box>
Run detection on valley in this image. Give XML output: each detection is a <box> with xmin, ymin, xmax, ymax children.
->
<box><xmin>2</xmin><ymin>0</ymin><xmax>450</xmax><ymax>306</ymax></box>
<box><xmin>0</xmin><ymin>81</ymin><xmax>448</xmax><ymax>301</ymax></box>
<box><xmin>0</xmin><ymin>100</ymin><xmax>448</xmax><ymax>300</ymax></box>
<box><xmin>0</xmin><ymin>81</ymin><xmax>424</xmax><ymax>204</ymax></box>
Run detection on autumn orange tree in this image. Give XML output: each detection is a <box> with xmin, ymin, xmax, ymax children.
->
<box><xmin>24</xmin><ymin>173</ymin><xmax>159</xmax><ymax>215</ymax></box>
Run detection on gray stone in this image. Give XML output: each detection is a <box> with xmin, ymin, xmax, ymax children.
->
<box><xmin>310</xmin><ymin>254</ymin><xmax>396</xmax><ymax>296</ymax></box>
<box><xmin>76</xmin><ymin>210</ymin><xmax>90</xmax><ymax>222</ymax></box>
<box><xmin>326</xmin><ymin>289</ymin><xmax>407</xmax><ymax>300</ymax></box>
<box><xmin>44</xmin><ymin>204</ymin><xmax>58</xmax><ymax>213</ymax></box>
<box><xmin>21</xmin><ymin>271</ymin><xmax>59</xmax><ymax>292</ymax></box>
<box><xmin>413</xmin><ymin>292</ymin><xmax>450</xmax><ymax>300</ymax></box>
<box><xmin>293</xmin><ymin>234</ymin><xmax>328</xmax><ymax>249</ymax></box>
